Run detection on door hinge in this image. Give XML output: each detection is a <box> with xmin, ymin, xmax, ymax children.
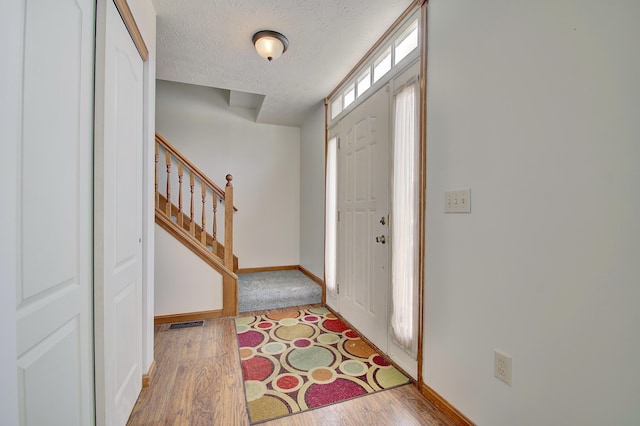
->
<box><xmin>337</xmin><ymin>138</ymin><xmax>341</xmax><ymax>149</ymax></box>
<box><xmin>337</xmin><ymin>211</ymin><xmax>340</xmax><ymax>221</ymax></box>
<box><xmin>337</xmin><ymin>282</ymin><xmax>340</xmax><ymax>294</ymax></box>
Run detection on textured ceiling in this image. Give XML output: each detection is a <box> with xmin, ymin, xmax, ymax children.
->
<box><xmin>152</xmin><ymin>0</ymin><xmax>415</xmax><ymax>127</ymax></box>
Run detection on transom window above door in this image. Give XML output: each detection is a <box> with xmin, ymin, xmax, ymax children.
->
<box><xmin>329</xmin><ymin>13</ymin><xmax>419</xmax><ymax>121</ymax></box>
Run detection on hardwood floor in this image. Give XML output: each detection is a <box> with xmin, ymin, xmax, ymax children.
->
<box><xmin>127</xmin><ymin>305</ymin><xmax>457</xmax><ymax>425</ymax></box>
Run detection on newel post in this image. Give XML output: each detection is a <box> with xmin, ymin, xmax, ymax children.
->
<box><xmin>222</xmin><ymin>173</ymin><xmax>236</xmax><ymax>316</ymax></box>
<box><xmin>224</xmin><ymin>174</ymin><xmax>234</xmax><ymax>270</ymax></box>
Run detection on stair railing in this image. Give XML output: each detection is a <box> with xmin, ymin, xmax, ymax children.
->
<box><xmin>154</xmin><ymin>132</ymin><xmax>237</xmax><ymax>315</ymax></box>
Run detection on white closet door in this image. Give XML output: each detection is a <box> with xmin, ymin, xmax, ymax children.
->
<box><xmin>94</xmin><ymin>1</ymin><xmax>144</xmax><ymax>424</ymax></box>
<box><xmin>16</xmin><ymin>0</ymin><xmax>95</xmax><ymax>424</ymax></box>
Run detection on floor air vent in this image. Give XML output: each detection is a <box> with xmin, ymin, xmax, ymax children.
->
<box><xmin>169</xmin><ymin>321</ymin><xmax>204</xmax><ymax>329</ymax></box>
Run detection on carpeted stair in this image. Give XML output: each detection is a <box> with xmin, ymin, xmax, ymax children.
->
<box><xmin>238</xmin><ymin>270</ymin><xmax>322</xmax><ymax>313</ymax></box>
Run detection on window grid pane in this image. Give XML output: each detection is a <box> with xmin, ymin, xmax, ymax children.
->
<box><xmin>373</xmin><ymin>49</ymin><xmax>391</xmax><ymax>83</ymax></box>
<box><xmin>357</xmin><ymin>70</ymin><xmax>371</xmax><ymax>97</ymax></box>
<box><xmin>331</xmin><ymin>98</ymin><xmax>342</xmax><ymax>119</ymax></box>
<box><xmin>343</xmin><ymin>84</ymin><xmax>355</xmax><ymax>108</ymax></box>
<box><xmin>395</xmin><ymin>24</ymin><xmax>418</xmax><ymax>64</ymax></box>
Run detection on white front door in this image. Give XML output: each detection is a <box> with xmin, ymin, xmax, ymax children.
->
<box><xmin>15</xmin><ymin>0</ymin><xmax>95</xmax><ymax>424</ymax></box>
<box><xmin>94</xmin><ymin>1</ymin><xmax>144</xmax><ymax>424</ymax></box>
<box><xmin>337</xmin><ymin>88</ymin><xmax>391</xmax><ymax>352</ymax></box>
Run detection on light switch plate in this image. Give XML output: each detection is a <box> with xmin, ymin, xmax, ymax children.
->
<box><xmin>445</xmin><ymin>189</ymin><xmax>471</xmax><ymax>213</ymax></box>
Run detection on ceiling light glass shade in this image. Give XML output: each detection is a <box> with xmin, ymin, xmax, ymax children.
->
<box><xmin>252</xmin><ymin>31</ymin><xmax>289</xmax><ymax>61</ymax></box>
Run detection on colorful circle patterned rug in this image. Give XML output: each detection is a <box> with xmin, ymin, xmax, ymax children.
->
<box><xmin>235</xmin><ymin>307</ymin><xmax>410</xmax><ymax>424</ymax></box>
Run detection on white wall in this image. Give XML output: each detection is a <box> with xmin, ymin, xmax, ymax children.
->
<box><xmin>156</xmin><ymin>80</ymin><xmax>301</xmax><ymax>268</ymax></box>
<box><xmin>0</xmin><ymin>0</ymin><xmax>21</xmax><ymax>423</ymax></box>
<box><xmin>299</xmin><ymin>102</ymin><xmax>326</xmax><ymax>278</ymax></box>
<box><xmin>154</xmin><ymin>224</ymin><xmax>222</xmax><ymax>315</ymax></box>
<box><xmin>424</xmin><ymin>1</ymin><xmax>640</xmax><ymax>424</ymax></box>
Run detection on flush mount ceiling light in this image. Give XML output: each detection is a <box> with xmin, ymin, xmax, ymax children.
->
<box><xmin>252</xmin><ymin>30</ymin><xmax>289</xmax><ymax>62</ymax></box>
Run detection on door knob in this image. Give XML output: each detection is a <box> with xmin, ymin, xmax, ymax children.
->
<box><xmin>376</xmin><ymin>235</ymin><xmax>386</xmax><ymax>244</ymax></box>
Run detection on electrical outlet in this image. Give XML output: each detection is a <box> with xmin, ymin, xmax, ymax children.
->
<box><xmin>494</xmin><ymin>350</ymin><xmax>512</xmax><ymax>385</ymax></box>
<box><xmin>444</xmin><ymin>189</ymin><xmax>471</xmax><ymax>213</ymax></box>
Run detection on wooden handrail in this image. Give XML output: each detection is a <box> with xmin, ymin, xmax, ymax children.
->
<box><xmin>155</xmin><ymin>132</ymin><xmax>237</xmax><ymax>211</ymax></box>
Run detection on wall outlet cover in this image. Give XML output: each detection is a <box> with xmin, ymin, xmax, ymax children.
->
<box><xmin>494</xmin><ymin>350</ymin><xmax>512</xmax><ymax>385</ymax></box>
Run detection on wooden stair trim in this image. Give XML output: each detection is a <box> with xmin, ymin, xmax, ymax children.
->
<box><xmin>158</xmin><ymin>194</ymin><xmax>238</xmax><ymax>272</ymax></box>
<box><xmin>155</xmin><ymin>208</ymin><xmax>232</xmax><ymax>277</ymax></box>
<box><xmin>298</xmin><ymin>266</ymin><xmax>324</xmax><ymax>288</ymax></box>
<box><xmin>236</xmin><ymin>265</ymin><xmax>299</xmax><ymax>274</ymax></box>
<box><xmin>155</xmin><ymin>209</ymin><xmax>237</xmax><ymax>317</ymax></box>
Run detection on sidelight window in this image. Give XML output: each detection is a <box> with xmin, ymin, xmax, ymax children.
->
<box><xmin>390</xmin><ymin>81</ymin><xmax>419</xmax><ymax>355</ymax></box>
<box><xmin>324</xmin><ymin>136</ymin><xmax>338</xmax><ymax>297</ymax></box>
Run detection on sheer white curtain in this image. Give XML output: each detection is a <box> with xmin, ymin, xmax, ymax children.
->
<box><xmin>325</xmin><ymin>137</ymin><xmax>338</xmax><ymax>297</ymax></box>
<box><xmin>390</xmin><ymin>81</ymin><xmax>419</xmax><ymax>355</ymax></box>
